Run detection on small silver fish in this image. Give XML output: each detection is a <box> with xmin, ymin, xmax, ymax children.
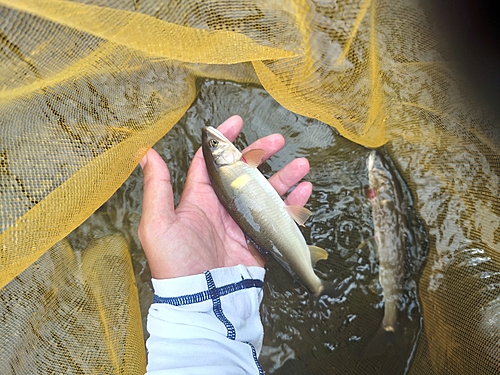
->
<box><xmin>202</xmin><ymin>126</ymin><xmax>333</xmax><ymax>298</ymax></box>
<box><xmin>363</xmin><ymin>150</ymin><xmax>407</xmax><ymax>356</ymax></box>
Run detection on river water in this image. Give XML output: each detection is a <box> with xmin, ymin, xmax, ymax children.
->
<box><xmin>72</xmin><ymin>79</ymin><xmax>429</xmax><ymax>374</ymax></box>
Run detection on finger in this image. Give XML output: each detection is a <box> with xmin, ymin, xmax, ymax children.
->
<box><xmin>241</xmin><ymin>133</ymin><xmax>285</xmax><ymax>164</ymax></box>
<box><xmin>216</xmin><ymin>115</ymin><xmax>244</xmax><ymax>141</ymax></box>
<box><xmin>219</xmin><ymin>116</ymin><xmax>285</xmax><ymax>160</ymax></box>
<box><xmin>268</xmin><ymin>157</ymin><xmax>310</xmax><ymax>196</ymax></box>
<box><xmin>284</xmin><ymin>181</ymin><xmax>313</xmax><ymax>206</ymax></box>
<box><xmin>139</xmin><ymin>149</ymin><xmax>176</xmax><ymax>227</ymax></box>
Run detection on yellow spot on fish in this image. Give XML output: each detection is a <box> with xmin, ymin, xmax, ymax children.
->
<box><xmin>231</xmin><ymin>174</ymin><xmax>252</xmax><ymax>190</ymax></box>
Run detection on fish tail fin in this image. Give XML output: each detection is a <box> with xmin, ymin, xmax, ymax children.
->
<box><xmin>362</xmin><ymin>322</ymin><xmax>401</xmax><ymax>357</ymax></box>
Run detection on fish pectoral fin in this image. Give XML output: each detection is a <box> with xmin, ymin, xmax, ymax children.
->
<box><xmin>309</xmin><ymin>245</ymin><xmax>328</xmax><ymax>266</ymax></box>
<box><xmin>242</xmin><ymin>149</ymin><xmax>266</xmax><ymax>168</ymax></box>
<box><xmin>285</xmin><ymin>205</ymin><xmax>311</xmax><ymax>226</ymax></box>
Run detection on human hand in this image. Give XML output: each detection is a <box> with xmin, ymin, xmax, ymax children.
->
<box><xmin>138</xmin><ymin>115</ymin><xmax>312</xmax><ymax>279</ymax></box>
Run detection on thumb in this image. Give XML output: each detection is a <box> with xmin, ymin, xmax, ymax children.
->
<box><xmin>139</xmin><ymin>149</ymin><xmax>176</xmax><ymax>232</ymax></box>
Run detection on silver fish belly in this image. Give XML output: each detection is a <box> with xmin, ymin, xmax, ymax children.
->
<box><xmin>224</xmin><ymin>161</ymin><xmax>322</xmax><ymax>292</ymax></box>
<box><xmin>202</xmin><ymin>126</ymin><xmax>328</xmax><ymax>296</ymax></box>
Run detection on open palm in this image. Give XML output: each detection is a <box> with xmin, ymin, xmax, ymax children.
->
<box><xmin>138</xmin><ymin>116</ymin><xmax>312</xmax><ymax>279</ymax></box>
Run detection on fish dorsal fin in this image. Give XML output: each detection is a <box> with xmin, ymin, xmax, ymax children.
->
<box><xmin>285</xmin><ymin>205</ymin><xmax>311</xmax><ymax>226</ymax></box>
<box><xmin>242</xmin><ymin>149</ymin><xmax>265</xmax><ymax>168</ymax></box>
<box><xmin>309</xmin><ymin>245</ymin><xmax>328</xmax><ymax>266</ymax></box>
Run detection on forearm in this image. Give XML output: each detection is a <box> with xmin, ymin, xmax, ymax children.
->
<box><xmin>146</xmin><ymin>265</ymin><xmax>266</xmax><ymax>375</ymax></box>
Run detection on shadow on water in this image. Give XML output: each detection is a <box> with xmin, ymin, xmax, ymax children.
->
<box><xmin>68</xmin><ymin>79</ymin><xmax>429</xmax><ymax>374</ymax></box>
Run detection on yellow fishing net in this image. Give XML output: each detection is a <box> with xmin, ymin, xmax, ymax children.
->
<box><xmin>1</xmin><ymin>0</ymin><xmax>499</xmax><ymax>374</ymax></box>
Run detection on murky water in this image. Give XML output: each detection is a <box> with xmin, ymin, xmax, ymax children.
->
<box><xmin>70</xmin><ymin>79</ymin><xmax>429</xmax><ymax>374</ymax></box>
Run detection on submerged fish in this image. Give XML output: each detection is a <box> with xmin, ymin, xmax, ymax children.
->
<box><xmin>363</xmin><ymin>150</ymin><xmax>407</xmax><ymax>357</ymax></box>
<box><xmin>202</xmin><ymin>126</ymin><xmax>333</xmax><ymax>298</ymax></box>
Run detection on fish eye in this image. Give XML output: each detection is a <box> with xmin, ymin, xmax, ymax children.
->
<box><xmin>209</xmin><ymin>139</ymin><xmax>218</xmax><ymax>148</ymax></box>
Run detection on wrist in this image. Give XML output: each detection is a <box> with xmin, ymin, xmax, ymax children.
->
<box><xmin>151</xmin><ymin>264</ymin><xmax>266</xmax><ymax>299</ymax></box>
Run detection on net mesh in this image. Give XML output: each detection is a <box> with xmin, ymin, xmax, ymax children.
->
<box><xmin>1</xmin><ymin>0</ymin><xmax>499</xmax><ymax>373</ymax></box>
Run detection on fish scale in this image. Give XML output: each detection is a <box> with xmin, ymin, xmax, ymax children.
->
<box><xmin>202</xmin><ymin>126</ymin><xmax>330</xmax><ymax>297</ymax></box>
<box><xmin>362</xmin><ymin>150</ymin><xmax>407</xmax><ymax>357</ymax></box>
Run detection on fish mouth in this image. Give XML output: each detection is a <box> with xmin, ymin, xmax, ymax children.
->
<box><xmin>204</xmin><ymin>126</ymin><xmax>230</xmax><ymax>143</ymax></box>
<box><xmin>367</xmin><ymin>150</ymin><xmax>389</xmax><ymax>173</ymax></box>
<box><xmin>367</xmin><ymin>151</ymin><xmax>377</xmax><ymax>171</ymax></box>
<box><xmin>202</xmin><ymin>126</ymin><xmax>242</xmax><ymax>165</ymax></box>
